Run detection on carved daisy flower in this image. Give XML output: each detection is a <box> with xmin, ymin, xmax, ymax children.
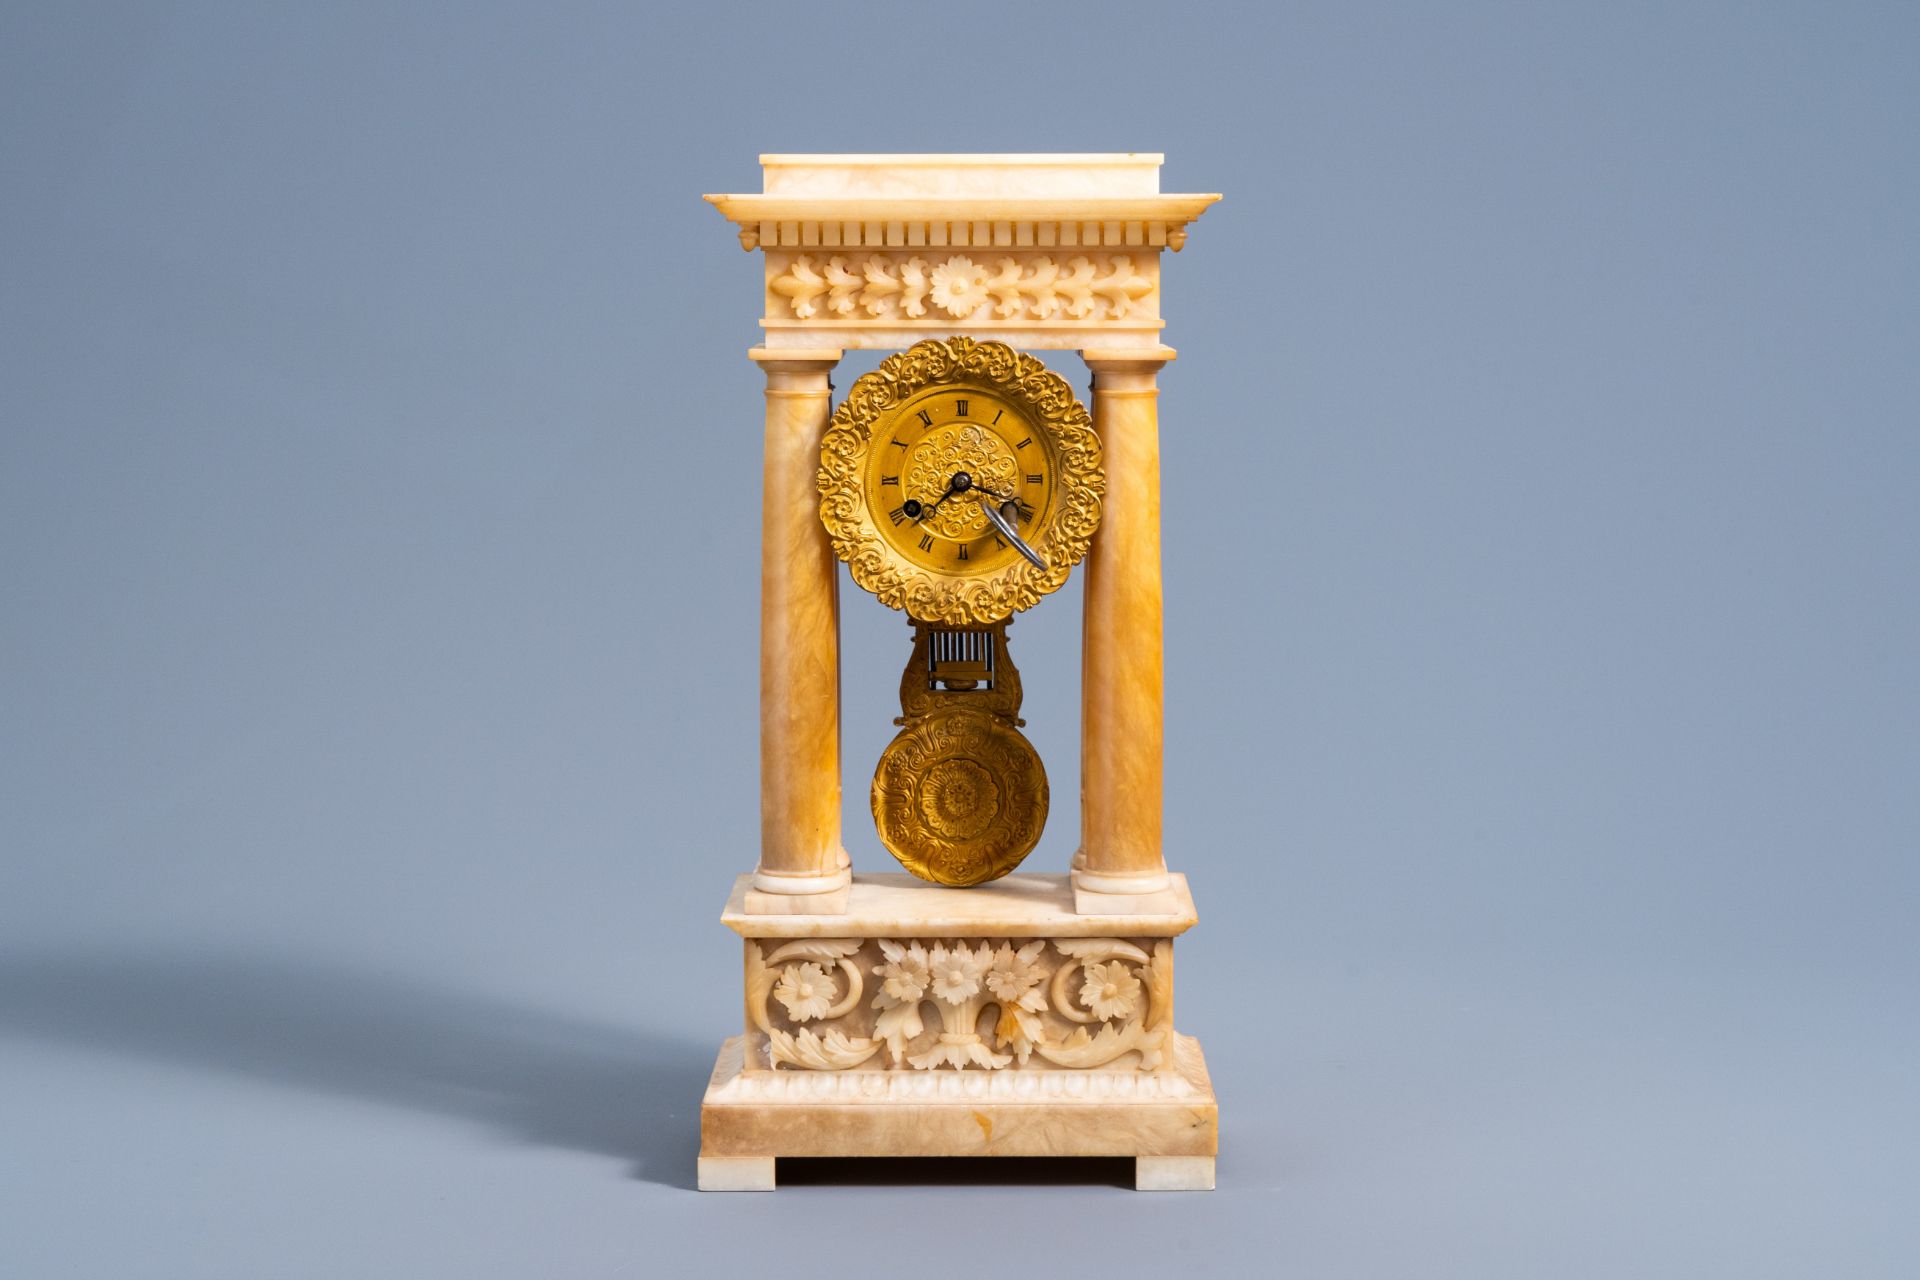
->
<box><xmin>927</xmin><ymin>941</ymin><xmax>990</xmax><ymax>1005</ymax></box>
<box><xmin>929</xmin><ymin>256</ymin><xmax>989</xmax><ymax>319</ymax></box>
<box><xmin>984</xmin><ymin>940</ymin><xmax>1046</xmax><ymax>1008</ymax></box>
<box><xmin>772</xmin><ymin>962</ymin><xmax>834</xmax><ymax>1022</ymax></box>
<box><xmin>1079</xmin><ymin>960</ymin><xmax>1143</xmax><ymax>1022</ymax></box>
<box><xmin>874</xmin><ymin>939</ymin><xmax>930</xmax><ymax>1004</ymax></box>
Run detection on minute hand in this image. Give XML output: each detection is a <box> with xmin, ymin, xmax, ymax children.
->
<box><xmin>979</xmin><ymin>498</ymin><xmax>1049</xmax><ymax>571</ymax></box>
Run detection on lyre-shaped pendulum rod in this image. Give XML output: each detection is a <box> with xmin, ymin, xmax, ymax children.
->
<box><xmin>895</xmin><ymin>621</ymin><xmax>1024</xmax><ymax>727</ymax></box>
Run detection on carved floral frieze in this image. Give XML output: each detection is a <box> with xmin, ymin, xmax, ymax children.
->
<box><xmin>769</xmin><ymin>253</ymin><xmax>1155</xmax><ymax>323</ymax></box>
<box><xmin>744</xmin><ymin>935</ymin><xmax>1174</xmax><ymax>1074</ymax></box>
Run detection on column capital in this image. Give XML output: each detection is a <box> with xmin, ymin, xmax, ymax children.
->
<box><xmin>749</xmin><ymin>346</ymin><xmax>842</xmax><ymax>371</ymax></box>
<box><xmin>1082</xmin><ymin>346</ymin><xmax>1175</xmax><ymax>394</ymax></box>
<box><xmin>1081</xmin><ymin>345</ymin><xmax>1176</xmax><ymax>372</ymax></box>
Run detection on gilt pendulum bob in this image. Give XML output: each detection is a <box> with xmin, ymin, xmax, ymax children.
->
<box><xmin>874</xmin><ymin>623</ymin><xmax>1045</xmax><ymax>885</ymax></box>
<box><xmin>818</xmin><ymin>336</ymin><xmax>1104</xmax><ymax>886</ymax></box>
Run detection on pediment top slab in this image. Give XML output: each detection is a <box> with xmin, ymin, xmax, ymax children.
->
<box><xmin>706</xmin><ymin>152</ymin><xmax>1219</xmax><ymax>251</ymax></box>
<box><xmin>758</xmin><ymin>152</ymin><xmax>1170</xmax><ymax>198</ymax></box>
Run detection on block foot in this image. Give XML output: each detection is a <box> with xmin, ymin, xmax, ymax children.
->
<box><xmin>697</xmin><ymin>1156</ymin><xmax>776</xmax><ymax>1191</ymax></box>
<box><xmin>1135</xmin><ymin>1155</ymin><xmax>1215</xmax><ymax>1191</ymax></box>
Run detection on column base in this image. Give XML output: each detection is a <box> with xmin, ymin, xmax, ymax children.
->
<box><xmin>747</xmin><ymin>864</ymin><xmax>853</xmax><ymax>914</ymax></box>
<box><xmin>744</xmin><ymin>885</ymin><xmax>852</xmax><ymax>915</ymax></box>
<box><xmin>1071</xmin><ymin>867</ymin><xmax>1179</xmax><ymax>915</ymax></box>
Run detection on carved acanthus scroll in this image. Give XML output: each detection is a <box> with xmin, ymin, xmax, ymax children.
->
<box><xmin>744</xmin><ymin>936</ymin><xmax>1175</xmax><ymax>1074</ymax></box>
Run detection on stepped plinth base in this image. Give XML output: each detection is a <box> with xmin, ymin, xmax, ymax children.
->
<box><xmin>698</xmin><ymin>1033</ymin><xmax>1216</xmax><ymax>1190</ymax></box>
<box><xmin>699</xmin><ymin>872</ymin><xmax>1217</xmax><ymax>1191</ymax></box>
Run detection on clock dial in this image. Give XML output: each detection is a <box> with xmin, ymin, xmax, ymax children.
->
<box><xmin>818</xmin><ymin>337</ymin><xmax>1102</xmax><ymax>626</ymax></box>
<box><xmin>866</xmin><ymin>388</ymin><xmax>1053</xmax><ymax>577</ymax></box>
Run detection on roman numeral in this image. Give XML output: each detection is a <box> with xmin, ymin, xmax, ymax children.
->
<box><xmin>992</xmin><ymin>533</ymin><xmax>1006</xmax><ymax>548</ymax></box>
<box><xmin>1015</xmin><ymin>499</ymin><xmax>1035</xmax><ymax>521</ymax></box>
<box><xmin>881</xmin><ymin>475</ymin><xmax>899</xmax><ymax>486</ymax></box>
<box><xmin>1026</xmin><ymin>473</ymin><xmax>1043</xmax><ymax>485</ymax></box>
<box><xmin>918</xmin><ymin>533</ymin><xmax>934</xmax><ymax>552</ymax></box>
<box><xmin>1015</xmin><ymin>436</ymin><xmax>1032</xmax><ymax>449</ymax></box>
<box><xmin>890</xmin><ymin>439</ymin><xmax>909</xmax><ymax>450</ymax></box>
<box><xmin>954</xmin><ymin>399</ymin><xmax>968</xmax><ymax>417</ymax></box>
<box><xmin>992</xmin><ymin>410</ymin><xmax>1004</xmax><ymax>424</ymax></box>
<box><xmin>956</xmin><ymin>543</ymin><xmax>969</xmax><ymax>561</ymax></box>
<box><xmin>916</xmin><ymin>409</ymin><xmax>933</xmax><ymax>427</ymax></box>
<box><xmin>888</xmin><ymin>506</ymin><xmax>908</xmax><ymax>525</ymax></box>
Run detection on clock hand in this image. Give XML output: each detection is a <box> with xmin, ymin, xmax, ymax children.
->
<box><xmin>978</xmin><ymin>495</ymin><xmax>1049</xmax><ymax>571</ymax></box>
<box><xmin>914</xmin><ymin>471</ymin><xmax>973</xmax><ymax>521</ymax></box>
<box><xmin>910</xmin><ymin>471</ymin><xmax>1047</xmax><ymax>570</ymax></box>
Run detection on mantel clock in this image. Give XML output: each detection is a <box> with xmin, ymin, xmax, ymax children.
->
<box><xmin>697</xmin><ymin>154</ymin><xmax>1223</xmax><ymax>1193</ymax></box>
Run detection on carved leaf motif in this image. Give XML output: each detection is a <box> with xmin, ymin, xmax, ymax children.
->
<box><xmin>872</xmin><ymin>1000</ymin><xmax>924</xmax><ymax>1066</ymax></box>
<box><xmin>1058</xmin><ymin>256</ymin><xmax>1098</xmax><ymax>318</ymax></box>
<box><xmin>767</xmin><ymin>1026</ymin><xmax>882</xmax><ymax>1071</ymax></box>
<box><xmin>898</xmin><ymin>257</ymin><xmax>928</xmax><ymax>317</ymax></box>
<box><xmin>986</xmin><ymin>257</ymin><xmax>1026</xmax><ymax>318</ymax></box>
<box><xmin>908</xmin><ymin>1038</ymin><xmax>1012</xmax><ymax>1071</ymax></box>
<box><xmin>765</xmin><ymin>938</ymin><xmax>862</xmax><ymax>965</ymax></box>
<box><xmin>1022</xmin><ymin>257</ymin><xmax>1061</xmax><ymax>318</ymax></box>
<box><xmin>824</xmin><ymin>256</ymin><xmax>862</xmax><ymax>315</ymax></box>
<box><xmin>1092</xmin><ymin>255</ymin><xmax>1153</xmax><ymax>318</ymax></box>
<box><xmin>744</xmin><ymin>943</ymin><xmax>775</xmax><ymax>1034</ymax></box>
<box><xmin>1054</xmin><ymin>938</ymin><xmax>1151</xmax><ymax>964</ymax></box>
<box><xmin>859</xmin><ymin>255</ymin><xmax>901</xmax><ymax>317</ymax></box>
<box><xmin>1145</xmin><ymin>940</ymin><xmax>1175</xmax><ymax>1032</ymax></box>
<box><xmin>1135</xmin><ymin>1027</ymin><xmax>1167</xmax><ymax>1072</ymax></box>
<box><xmin>770</xmin><ymin>256</ymin><xmax>826</xmax><ymax>319</ymax></box>
<box><xmin>993</xmin><ymin>1004</ymin><xmax>1045</xmax><ymax>1066</ymax></box>
<box><xmin>1031</xmin><ymin>1018</ymin><xmax>1158</xmax><ymax>1070</ymax></box>
<box><xmin>870</xmin><ymin>938</ymin><xmax>932</xmax><ymax>1066</ymax></box>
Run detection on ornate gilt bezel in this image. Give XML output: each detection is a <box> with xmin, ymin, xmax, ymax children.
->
<box><xmin>818</xmin><ymin>337</ymin><xmax>1103</xmax><ymax>624</ymax></box>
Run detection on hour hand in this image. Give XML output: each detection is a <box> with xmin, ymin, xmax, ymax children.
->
<box><xmin>979</xmin><ymin>497</ymin><xmax>1048</xmax><ymax>571</ymax></box>
<box><xmin>914</xmin><ymin>470</ymin><xmax>971</xmax><ymax>522</ymax></box>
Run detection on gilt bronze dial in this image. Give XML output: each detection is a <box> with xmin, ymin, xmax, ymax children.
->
<box><xmin>818</xmin><ymin>337</ymin><xmax>1103</xmax><ymax>626</ymax></box>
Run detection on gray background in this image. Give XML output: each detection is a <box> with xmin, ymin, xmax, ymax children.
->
<box><xmin>2</xmin><ymin>2</ymin><xmax>1914</xmax><ymax>1276</ymax></box>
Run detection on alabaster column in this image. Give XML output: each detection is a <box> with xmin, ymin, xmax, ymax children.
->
<box><xmin>1075</xmin><ymin>349</ymin><xmax>1175</xmax><ymax>898</ymax></box>
<box><xmin>751</xmin><ymin>348</ymin><xmax>851</xmax><ymax>898</ymax></box>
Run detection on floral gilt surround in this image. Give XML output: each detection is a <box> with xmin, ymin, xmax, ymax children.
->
<box><xmin>744</xmin><ymin>936</ymin><xmax>1174</xmax><ymax>1075</ymax></box>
